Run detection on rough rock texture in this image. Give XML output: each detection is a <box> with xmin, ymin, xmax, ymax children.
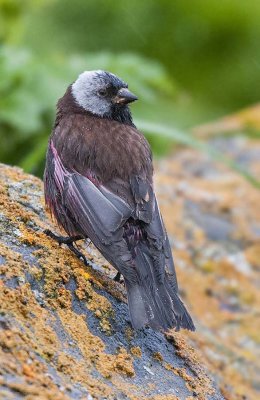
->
<box><xmin>155</xmin><ymin>136</ymin><xmax>260</xmax><ymax>400</ymax></box>
<box><xmin>0</xmin><ymin>163</ymin><xmax>224</xmax><ymax>400</ymax></box>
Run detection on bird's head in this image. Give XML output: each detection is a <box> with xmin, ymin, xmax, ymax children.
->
<box><xmin>71</xmin><ymin>70</ymin><xmax>138</xmax><ymax>122</ymax></box>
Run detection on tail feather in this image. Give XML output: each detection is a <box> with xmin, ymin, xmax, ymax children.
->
<box><xmin>164</xmin><ymin>279</ymin><xmax>195</xmax><ymax>331</ymax></box>
<box><xmin>126</xmin><ymin>283</ymin><xmax>149</xmax><ymax>329</ymax></box>
<box><xmin>126</xmin><ymin>242</ymin><xmax>195</xmax><ymax>332</ymax></box>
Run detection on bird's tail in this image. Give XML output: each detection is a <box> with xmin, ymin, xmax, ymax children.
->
<box><xmin>125</xmin><ymin>243</ymin><xmax>195</xmax><ymax>331</ymax></box>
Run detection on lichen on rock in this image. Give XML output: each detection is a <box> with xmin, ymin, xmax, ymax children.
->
<box><xmin>0</xmin><ymin>162</ymin><xmax>225</xmax><ymax>399</ymax></box>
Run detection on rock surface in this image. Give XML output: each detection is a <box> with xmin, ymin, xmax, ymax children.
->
<box><xmin>0</xmin><ymin>163</ymin><xmax>224</xmax><ymax>400</ymax></box>
<box><xmin>155</xmin><ymin>136</ymin><xmax>260</xmax><ymax>400</ymax></box>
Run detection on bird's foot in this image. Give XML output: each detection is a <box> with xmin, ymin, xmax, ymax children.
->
<box><xmin>66</xmin><ymin>242</ymin><xmax>90</xmax><ymax>267</ymax></box>
<box><xmin>44</xmin><ymin>229</ymin><xmax>90</xmax><ymax>266</ymax></box>
<box><xmin>113</xmin><ymin>271</ymin><xmax>124</xmax><ymax>284</ymax></box>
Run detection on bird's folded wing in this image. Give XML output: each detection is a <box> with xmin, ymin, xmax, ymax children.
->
<box><xmin>63</xmin><ymin>173</ymin><xmax>133</xmax><ymax>245</ymax></box>
<box><xmin>144</xmin><ymin>196</ymin><xmax>178</xmax><ymax>290</ymax></box>
<box><xmin>50</xmin><ymin>141</ymin><xmax>132</xmax><ymax>245</ymax></box>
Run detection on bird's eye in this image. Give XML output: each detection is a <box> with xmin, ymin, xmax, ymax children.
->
<box><xmin>98</xmin><ymin>89</ymin><xmax>107</xmax><ymax>97</ymax></box>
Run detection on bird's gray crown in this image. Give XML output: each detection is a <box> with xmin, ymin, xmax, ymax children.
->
<box><xmin>71</xmin><ymin>70</ymin><xmax>128</xmax><ymax>116</ymax></box>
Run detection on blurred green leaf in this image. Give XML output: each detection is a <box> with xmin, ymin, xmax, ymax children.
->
<box><xmin>0</xmin><ymin>46</ymin><xmax>178</xmax><ymax>174</ymax></box>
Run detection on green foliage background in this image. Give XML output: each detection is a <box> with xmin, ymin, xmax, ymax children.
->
<box><xmin>0</xmin><ymin>0</ymin><xmax>260</xmax><ymax>177</ymax></box>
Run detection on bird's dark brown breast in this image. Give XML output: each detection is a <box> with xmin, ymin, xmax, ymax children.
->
<box><xmin>51</xmin><ymin>112</ymin><xmax>153</xmax><ymax>184</ymax></box>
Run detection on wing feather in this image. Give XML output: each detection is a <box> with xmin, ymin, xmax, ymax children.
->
<box><xmin>65</xmin><ymin>173</ymin><xmax>132</xmax><ymax>244</ymax></box>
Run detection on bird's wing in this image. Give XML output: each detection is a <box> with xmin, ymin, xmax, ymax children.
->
<box><xmin>65</xmin><ymin>173</ymin><xmax>133</xmax><ymax>245</ymax></box>
<box><xmin>145</xmin><ymin>196</ymin><xmax>178</xmax><ymax>290</ymax></box>
<box><xmin>50</xmin><ymin>142</ymin><xmax>132</xmax><ymax>245</ymax></box>
<box><xmin>50</xmin><ymin>136</ymin><xmax>177</xmax><ymax>288</ymax></box>
<box><xmin>128</xmin><ymin>174</ymin><xmax>178</xmax><ymax>289</ymax></box>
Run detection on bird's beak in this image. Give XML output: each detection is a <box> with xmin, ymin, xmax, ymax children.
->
<box><xmin>113</xmin><ymin>88</ymin><xmax>138</xmax><ymax>105</ymax></box>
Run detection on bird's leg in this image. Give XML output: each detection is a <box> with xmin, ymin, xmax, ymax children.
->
<box><xmin>44</xmin><ymin>229</ymin><xmax>83</xmax><ymax>245</ymax></box>
<box><xmin>113</xmin><ymin>271</ymin><xmax>122</xmax><ymax>282</ymax></box>
<box><xmin>44</xmin><ymin>229</ymin><xmax>90</xmax><ymax>266</ymax></box>
<box><xmin>66</xmin><ymin>242</ymin><xmax>90</xmax><ymax>266</ymax></box>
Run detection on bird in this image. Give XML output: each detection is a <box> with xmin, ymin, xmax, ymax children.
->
<box><xmin>44</xmin><ymin>70</ymin><xmax>195</xmax><ymax>332</ymax></box>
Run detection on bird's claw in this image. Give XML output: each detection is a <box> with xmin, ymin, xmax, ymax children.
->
<box><xmin>44</xmin><ymin>229</ymin><xmax>90</xmax><ymax>266</ymax></box>
<box><xmin>113</xmin><ymin>271</ymin><xmax>124</xmax><ymax>284</ymax></box>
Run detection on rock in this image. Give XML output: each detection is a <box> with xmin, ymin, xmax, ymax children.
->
<box><xmin>185</xmin><ymin>200</ymin><xmax>234</xmax><ymax>242</ymax></box>
<box><xmin>0</xmin><ymin>163</ymin><xmax>223</xmax><ymax>400</ymax></box>
<box><xmin>155</xmin><ymin>139</ymin><xmax>260</xmax><ymax>400</ymax></box>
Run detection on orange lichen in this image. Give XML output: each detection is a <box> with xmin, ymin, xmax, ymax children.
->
<box><xmin>125</xmin><ymin>326</ymin><xmax>135</xmax><ymax>342</ymax></box>
<box><xmin>57</xmin><ymin>309</ymin><xmax>135</xmax><ymax>382</ymax></box>
<box><xmin>130</xmin><ymin>346</ymin><xmax>142</xmax><ymax>358</ymax></box>
<box><xmin>56</xmin><ymin>287</ymin><xmax>72</xmax><ymax>308</ymax></box>
<box><xmin>153</xmin><ymin>352</ymin><xmax>164</xmax><ymax>362</ymax></box>
<box><xmin>245</xmin><ymin>242</ymin><xmax>260</xmax><ymax>270</ymax></box>
<box><xmin>2</xmin><ymin>134</ymin><xmax>260</xmax><ymax>400</ymax></box>
<box><xmin>0</xmin><ymin>165</ymin><xmax>139</xmax><ymax>398</ymax></box>
<box><xmin>165</xmin><ymin>332</ymin><xmax>215</xmax><ymax>399</ymax></box>
<box><xmin>98</xmin><ymin>348</ymin><xmax>135</xmax><ymax>378</ymax></box>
